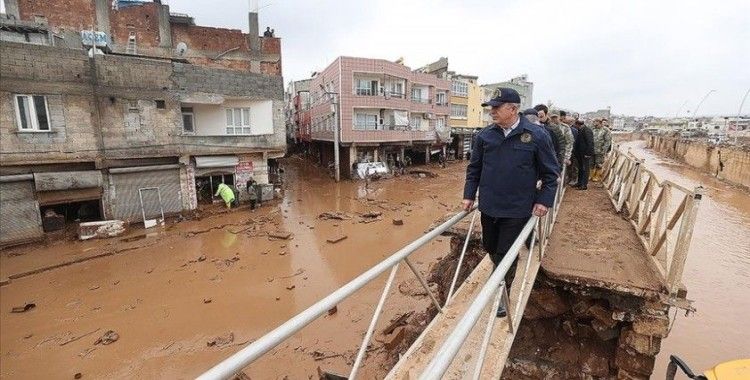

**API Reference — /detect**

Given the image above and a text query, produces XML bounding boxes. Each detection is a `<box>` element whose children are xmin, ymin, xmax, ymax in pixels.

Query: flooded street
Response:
<box><xmin>0</xmin><ymin>159</ymin><xmax>467</xmax><ymax>379</ymax></box>
<box><xmin>622</xmin><ymin>140</ymin><xmax>750</xmax><ymax>376</ymax></box>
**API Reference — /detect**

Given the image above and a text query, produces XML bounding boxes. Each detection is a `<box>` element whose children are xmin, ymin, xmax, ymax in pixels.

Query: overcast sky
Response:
<box><xmin>167</xmin><ymin>0</ymin><xmax>749</xmax><ymax>117</ymax></box>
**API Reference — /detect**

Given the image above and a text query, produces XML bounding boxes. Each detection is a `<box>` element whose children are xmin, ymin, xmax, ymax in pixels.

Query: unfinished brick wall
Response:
<box><xmin>261</xmin><ymin>37</ymin><xmax>280</xmax><ymax>55</ymax></box>
<box><xmin>171</xmin><ymin>24</ymin><xmax>249</xmax><ymax>54</ymax></box>
<box><xmin>260</xmin><ymin>61</ymin><xmax>281</xmax><ymax>76</ymax></box>
<box><xmin>17</xmin><ymin>0</ymin><xmax>96</xmax><ymax>31</ymax></box>
<box><xmin>108</xmin><ymin>2</ymin><xmax>162</xmax><ymax>48</ymax></box>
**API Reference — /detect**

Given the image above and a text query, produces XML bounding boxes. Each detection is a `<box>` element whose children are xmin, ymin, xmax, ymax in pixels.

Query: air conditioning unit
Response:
<box><xmin>379</xmin><ymin>86</ymin><xmax>385</xmax><ymax>94</ymax></box>
<box><xmin>425</xmin><ymin>112</ymin><xmax>435</xmax><ymax>120</ymax></box>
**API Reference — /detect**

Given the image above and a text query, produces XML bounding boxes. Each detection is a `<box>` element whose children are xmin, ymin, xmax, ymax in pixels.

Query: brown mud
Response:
<box><xmin>0</xmin><ymin>157</ymin><xmax>469</xmax><ymax>379</ymax></box>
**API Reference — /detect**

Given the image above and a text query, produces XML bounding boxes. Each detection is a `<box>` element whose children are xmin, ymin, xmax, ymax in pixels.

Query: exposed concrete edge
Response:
<box><xmin>540</xmin><ymin>267</ymin><xmax>663</xmax><ymax>300</ymax></box>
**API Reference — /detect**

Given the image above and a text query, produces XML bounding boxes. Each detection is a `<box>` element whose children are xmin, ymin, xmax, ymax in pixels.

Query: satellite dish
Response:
<box><xmin>175</xmin><ymin>42</ymin><xmax>188</xmax><ymax>57</ymax></box>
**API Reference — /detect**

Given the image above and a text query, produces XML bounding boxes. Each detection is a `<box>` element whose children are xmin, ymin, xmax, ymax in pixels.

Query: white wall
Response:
<box><xmin>184</xmin><ymin>100</ymin><xmax>274</xmax><ymax>136</ymax></box>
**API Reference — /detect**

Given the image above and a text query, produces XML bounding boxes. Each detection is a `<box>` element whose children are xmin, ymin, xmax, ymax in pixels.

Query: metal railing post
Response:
<box><xmin>445</xmin><ymin>210</ymin><xmax>478</xmax><ymax>306</ymax></box>
<box><xmin>404</xmin><ymin>257</ymin><xmax>443</xmax><ymax>314</ymax></box>
<box><xmin>349</xmin><ymin>263</ymin><xmax>400</xmax><ymax>379</ymax></box>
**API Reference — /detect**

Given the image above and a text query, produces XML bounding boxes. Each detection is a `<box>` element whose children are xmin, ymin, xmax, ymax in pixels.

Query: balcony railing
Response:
<box><xmin>411</xmin><ymin>97</ymin><xmax>431</xmax><ymax>104</ymax></box>
<box><xmin>353</xmin><ymin>123</ymin><xmax>421</xmax><ymax>131</ymax></box>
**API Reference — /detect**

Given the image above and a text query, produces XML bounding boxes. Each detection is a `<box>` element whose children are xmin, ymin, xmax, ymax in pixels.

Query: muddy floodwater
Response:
<box><xmin>622</xmin><ymin>140</ymin><xmax>750</xmax><ymax>376</ymax></box>
<box><xmin>0</xmin><ymin>159</ymin><xmax>467</xmax><ymax>379</ymax></box>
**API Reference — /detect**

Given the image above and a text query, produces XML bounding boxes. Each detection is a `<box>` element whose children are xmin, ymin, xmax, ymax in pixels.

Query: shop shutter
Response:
<box><xmin>110</xmin><ymin>169</ymin><xmax>182</xmax><ymax>222</ymax></box>
<box><xmin>0</xmin><ymin>181</ymin><xmax>43</xmax><ymax>246</ymax></box>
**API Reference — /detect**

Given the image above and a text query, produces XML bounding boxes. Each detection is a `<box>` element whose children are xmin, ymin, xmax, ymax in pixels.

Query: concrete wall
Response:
<box><xmin>0</xmin><ymin>41</ymin><xmax>286</xmax><ymax>166</ymax></box>
<box><xmin>648</xmin><ymin>135</ymin><xmax>750</xmax><ymax>189</ymax></box>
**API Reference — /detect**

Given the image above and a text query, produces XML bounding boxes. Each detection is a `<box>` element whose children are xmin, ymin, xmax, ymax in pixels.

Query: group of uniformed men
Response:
<box><xmin>461</xmin><ymin>87</ymin><xmax>612</xmax><ymax>317</ymax></box>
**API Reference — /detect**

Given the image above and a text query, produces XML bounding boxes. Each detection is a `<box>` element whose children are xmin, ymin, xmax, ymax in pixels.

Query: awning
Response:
<box><xmin>37</xmin><ymin>187</ymin><xmax>102</xmax><ymax>206</ymax></box>
<box><xmin>195</xmin><ymin>156</ymin><xmax>239</xmax><ymax>168</ymax></box>
<box><xmin>34</xmin><ymin>171</ymin><xmax>102</xmax><ymax>191</ymax></box>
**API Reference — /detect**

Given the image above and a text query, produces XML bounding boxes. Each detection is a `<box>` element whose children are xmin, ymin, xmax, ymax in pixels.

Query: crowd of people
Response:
<box><xmin>461</xmin><ymin>87</ymin><xmax>613</xmax><ymax>317</ymax></box>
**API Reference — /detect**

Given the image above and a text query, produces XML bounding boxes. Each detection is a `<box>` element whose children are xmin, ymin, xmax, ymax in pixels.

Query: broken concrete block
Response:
<box><xmin>392</xmin><ymin>218</ymin><xmax>404</xmax><ymax>226</ymax></box>
<box><xmin>384</xmin><ymin>326</ymin><xmax>406</xmax><ymax>350</ymax></box>
<box><xmin>632</xmin><ymin>314</ymin><xmax>670</xmax><ymax>338</ymax></box>
<box><xmin>589</xmin><ymin>304</ymin><xmax>618</xmax><ymax>329</ymax></box>
<box><xmin>615</xmin><ymin>347</ymin><xmax>655</xmax><ymax>376</ymax></box>
<box><xmin>616</xmin><ymin>369</ymin><xmax>650</xmax><ymax>380</ymax></box>
<box><xmin>620</xmin><ymin>328</ymin><xmax>662</xmax><ymax>356</ymax></box>
<box><xmin>268</xmin><ymin>231</ymin><xmax>292</xmax><ymax>240</ymax></box>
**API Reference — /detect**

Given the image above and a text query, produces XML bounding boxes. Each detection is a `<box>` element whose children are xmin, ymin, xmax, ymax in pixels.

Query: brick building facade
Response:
<box><xmin>0</xmin><ymin>1</ymin><xmax>285</xmax><ymax>246</ymax></box>
<box><xmin>300</xmin><ymin>57</ymin><xmax>450</xmax><ymax>179</ymax></box>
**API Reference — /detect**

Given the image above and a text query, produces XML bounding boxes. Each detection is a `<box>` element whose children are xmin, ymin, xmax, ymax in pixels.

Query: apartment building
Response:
<box><xmin>303</xmin><ymin>57</ymin><xmax>451</xmax><ymax>179</ymax></box>
<box><xmin>482</xmin><ymin>75</ymin><xmax>534</xmax><ymax>110</ymax></box>
<box><xmin>0</xmin><ymin>0</ymin><xmax>285</xmax><ymax>246</ymax></box>
<box><xmin>418</xmin><ymin>58</ymin><xmax>483</xmax><ymax>159</ymax></box>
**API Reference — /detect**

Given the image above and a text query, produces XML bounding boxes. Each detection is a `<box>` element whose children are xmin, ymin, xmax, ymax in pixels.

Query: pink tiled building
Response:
<box><xmin>306</xmin><ymin>57</ymin><xmax>451</xmax><ymax>178</ymax></box>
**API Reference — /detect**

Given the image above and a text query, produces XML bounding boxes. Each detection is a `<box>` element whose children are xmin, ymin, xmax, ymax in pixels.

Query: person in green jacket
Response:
<box><xmin>214</xmin><ymin>182</ymin><xmax>235</xmax><ymax>209</ymax></box>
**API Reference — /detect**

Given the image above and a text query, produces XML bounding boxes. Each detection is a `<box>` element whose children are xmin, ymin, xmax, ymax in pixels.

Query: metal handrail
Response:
<box><xmin>419</xmin><ymin>216</ymin><xmax>539</xmax><ymax>379</ymax></box>
<box><xmin>197</xmin><ymin>208</ymin><xmax>476</xmax><ymax>380</ymax></box>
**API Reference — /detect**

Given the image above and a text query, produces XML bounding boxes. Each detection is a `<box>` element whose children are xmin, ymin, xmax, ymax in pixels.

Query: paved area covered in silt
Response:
<box><xmin>542</xmin><ymin>184</ymin><xmax>663</xmax><ymax>296</ymax></box>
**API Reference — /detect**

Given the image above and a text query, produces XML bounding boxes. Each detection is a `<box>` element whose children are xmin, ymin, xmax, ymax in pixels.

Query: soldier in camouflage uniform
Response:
<box><xmin>591</xmin><ymin>118</ymin><xmax>612</xmax><ymax>182</ymax></box>
<box><xmin>548</xmin><ymin>112</ymin><xmax>574</xmax><ymax>171</ymax></box>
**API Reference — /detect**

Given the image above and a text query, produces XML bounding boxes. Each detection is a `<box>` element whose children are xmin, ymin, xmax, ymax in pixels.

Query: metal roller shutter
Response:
<box><xmin>0</xmin><ymin>181</ymin><xmax>43</xmax><ymax>246</ymax></box>
<box><xmin>110</xmin><ymin>169</ymin><xmax>182</xmax><ymax>222</ymax></box>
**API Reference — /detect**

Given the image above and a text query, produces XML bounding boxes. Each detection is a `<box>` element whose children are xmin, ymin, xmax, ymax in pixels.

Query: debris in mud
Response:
<box><xmin>279</xmin><ymin>251</ymin><xmax>288</xmax><ymax>256</ymax></box>
<box><xmin>318</xmin><ymin>212</ymin><xmax>351</xmax><ymax>220</ymax></box>
<box><xmin>383</xmin><ymin>326</ymin><xmax>407</xmax><ymax>350</ymax></box>
<box><xmin>207</xmin><ymin>332</ymin><xmax>234</xmax><ymax>348</ymax></box>
<box><xmin>203</xmin><ymin>298</ymin><xmax>212</xmax><ymax>304</ymax></box>
<box><xmin>94</xmin><ymin>330</ymin><xmax>119</xmax><ymax>345</ymax></box>
<box><xmin>74</xmin><ymin>372</ymin><xmax>83</xmax><ymax>379</ymax></box>
<box><xmin>317</xmin><ymin>367</ymin><xmax>348</xmax><ymax>379</ymax></box>
<box><xmin>327</xmin><ymin>306</ymin><xmax>338</xmax><ymax>315</ymax></box>
<box><xmin>268</xmin><ymin>231</ymin><xmax>293</xmax><ymax>240</ymax></box>
<box><xmin>60</xmin><ymin>328</ymin><xmax>100</xmax><ymax>346</ymax></box>
<box><xmin>197</xmin><ymin>255</ymin><xmax>207</xmax><ymax>262</ymax></box>
<box><xmin>275</xmin><ymin>297</ymin><xmax>281</xmax><ymax>301</ymax></box>
<box><xmin>79</xmin><ymin>220</ymin><xmax>125</xmax><ymax>240</ymax></box>
<box><xmin>11</xmin><ymin>302</ymin><xmax>36</xmax><ymax>313</ymax></box>
<box><xmin>392</xmin><ymin>218</ymin><xmax>404</xmax><ymax>226</ymax></box>
<box><xmin>286</xmin><ymin>285</ymin><xmax>296</xmax><ymax>290</ymax></box>
<box><xmin>231</xmin><ymin>372</ymin><xmax>251</xmax><ymax>380</ymax></box>
<box><xmin>361</xmin><ymin>211</ymin><xmax>382</xmax><ymax>218</ymax></box>
<box><xmin>326</xmin><ymin>234</ymin><xmax>348</xmax><ymax>244</ymax></box>
<box><xmin>312</xmin><ymin>351</ymin><xmax>345</xmax><ymax>361</ymax></box>
<box><xmin>382</xmin><ymin>311</ymin><xmax>414</xmax><ymax>335</ymax></box>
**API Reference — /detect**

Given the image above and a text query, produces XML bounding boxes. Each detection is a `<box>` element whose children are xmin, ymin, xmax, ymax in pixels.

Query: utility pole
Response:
<box><xmin>735</xmin><ymin>87</ymin><xmax>750</xmax><ymax>145</ymax></box>
<box><xmin>320</xmin><ymin>84</ymin><xmax>340</xmax><ymax>182</ymax></box>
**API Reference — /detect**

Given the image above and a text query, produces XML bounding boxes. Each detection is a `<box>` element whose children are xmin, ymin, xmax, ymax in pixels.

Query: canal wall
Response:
<box><xmin>646</xmin><ymin>135</ymin><xmax>750</xmax><ymax>188</ymax></box>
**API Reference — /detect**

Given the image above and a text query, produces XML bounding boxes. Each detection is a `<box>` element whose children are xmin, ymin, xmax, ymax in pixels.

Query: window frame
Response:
<box><xmin>451</xmin><ymin>104</ymin><xmax>468</xmax><ymax>118</ymax></box>
<box><xmin>452</xmin><ymin>81</ymin><xmax>468</xmax><ymax>97</ymax></box>
<box><xmin>14</xmin><ymin>94</ymin><xmax>52</xmax><ymax>132</ymax></box>
<box><xmin>225</xmin><ymin>107</ymin><xmax>252</xmax><ymax>135</ymax></box>
<box><xmin>436</xmin><ymin>92</ymin><xmax>447</xmax><ymax>105</ymax></box>
<box><xmin>181</xmin><ymin>107</ymin><xmax>195</xmax><ymax>133</ymax></box>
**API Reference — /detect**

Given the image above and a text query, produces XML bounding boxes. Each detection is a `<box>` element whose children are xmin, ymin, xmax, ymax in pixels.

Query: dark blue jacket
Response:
<box><xmin>463</xmin><ymin>117</ymin><xmax>560</xmax><ymax>218</ymax></box>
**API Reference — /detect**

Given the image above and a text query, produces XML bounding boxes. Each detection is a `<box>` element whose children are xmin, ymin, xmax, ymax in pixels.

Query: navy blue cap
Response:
<box><xmin>481</xmin><ymin>87</ymin><xmax>521</xmax><ymax>107</ymax></box>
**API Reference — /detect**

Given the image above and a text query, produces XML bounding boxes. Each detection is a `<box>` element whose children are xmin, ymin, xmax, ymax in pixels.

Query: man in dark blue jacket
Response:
<box><xmin>462</xmin><ymin>88</ymin><xmax>559</xmax><ymax>316</ymax></box>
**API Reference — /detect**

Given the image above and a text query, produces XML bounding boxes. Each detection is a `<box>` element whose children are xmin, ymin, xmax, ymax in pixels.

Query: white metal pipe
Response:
<box><xmin>197</xmin><ymin>208</ymin><xmax>475</xmax><ymax>380</ymax></box>
<box><xmin>471</xmin><ymin>284</ymin><xmax>502</xmax><ymax>380</ymax></box>
<box><xmin>419</xmin><ymin>216</ymin><xmax>538</xmax><ymax>380</ymax></box>
<box><xmin>445</xmin><ymin>210</ymin><xmax>478</xmax><ymax>306</ymax></box>
<box><xmin>349</xmin><ymin>263</ymin><xmax>400</xmax><ymax>380</ymax></box>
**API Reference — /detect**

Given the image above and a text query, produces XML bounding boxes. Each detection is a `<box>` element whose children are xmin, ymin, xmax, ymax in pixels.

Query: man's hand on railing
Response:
<box><xmin>532</xmin><ymin>203</ymin><xmax>548</xmax><ymax>217</ymax></box>
<box><xmin>462</xmin><ymin>199</ymin><xmax>474</xmax><ymax>211</ymax></box>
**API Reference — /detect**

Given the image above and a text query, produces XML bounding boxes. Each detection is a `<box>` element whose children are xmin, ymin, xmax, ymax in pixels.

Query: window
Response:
<box><xmin>225</xmin><ymin>107</ymin><xmax>251</xmax><ymax>135</ymax></box>
<box><xmin>354</xmin><ymin>113</ymin><xmax>378</xmax><ymax>130</ymax></box>
<box><xmin>411</xmin><ymin>87</ymin><xmax>423</xmax><ymax>101</ymax></box>
<box><xmin>436</xmin><ymin>117</ymin><xmax>445</xmax><ymax>130</ymax></box>
<box><xmin>181</xmin><ymin>107</ymin><xmax>195</xmax><ymax>133</ymax></box>
<box><xmin>15</xmin><ymin>95</ymin><xmax>50</xmax><ymax>131</ymax></box>
<box><xmin>389</xmin><ymin>81</ymin><xmax>404</xmax><ymax>98</ymax></box>
<box><xmin>155</xmin><ymin>99</ymin><xmax>166</xmax><ymax>109</ymax></box>
<box><xmin>355</xmin><ymin>79</ymin><xmax>378</xmax><ymax>96</ymax></box>
<box><xmin>410</xmin><ymin>115</ymin><xmax>423</xmax><ymax>130</ymax></box>
<box><xmin>452</xmin><ymin>81</ymin><xmax>468</xmax><ymax>97</ymax></box>
<box><xmin>436</xmin><ymin>92</ymin><xmax>447</xmax><ymax>105</ymax></box>
<box><xmin>451</xmin><ymin>104</ymin><xmax>468</xmax><ymax>118</ymax></box>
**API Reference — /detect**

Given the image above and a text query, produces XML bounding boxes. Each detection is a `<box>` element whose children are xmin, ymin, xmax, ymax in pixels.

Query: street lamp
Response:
<box><xmin>692</xmin><ymin>89</ymin><xmax>716</xmax><ymax>118</ymax></box>
<box><xmin>319</xmin><ymin>84</ymin><xmax>341</xmax><ymax>182</ymax></box>
<box><xmin>734</xmin><ymin>87</ymin><xmax>750</xmax><ymax>144</ymax></box>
